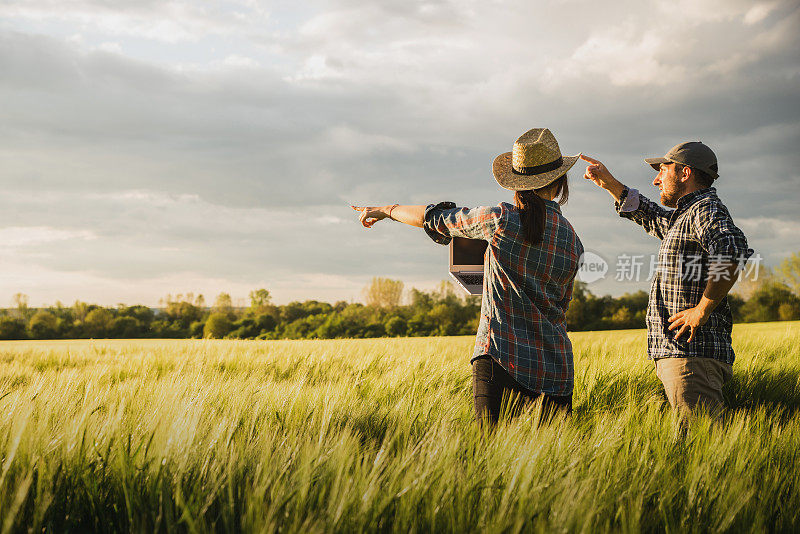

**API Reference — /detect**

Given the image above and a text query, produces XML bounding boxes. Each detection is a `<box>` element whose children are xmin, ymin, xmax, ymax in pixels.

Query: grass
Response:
<box><xmin>0</xmin><ymin>322</ymin><xmax>799</xmax><ymax>533</ymax></box>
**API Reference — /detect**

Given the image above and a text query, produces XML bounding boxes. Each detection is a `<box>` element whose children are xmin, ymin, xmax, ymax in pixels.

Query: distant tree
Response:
<box><xmin>463</xmin><ymin>313</ymin><xmax>481</xmax><ymax>334</ymax></box>
<box><xmin>84</xmin><ymin>308</ymin><xmax>114</xmax><ymax>338</ymax></box>
<box><xmin>776</xmin><ymin>252</ymin><xmax>800</xmax><ymax>296</ymax></box>
<box><xmin>612</xmin><ymin>291</ymin><xmax>648</xmax><ymax>329</ymax></box>
<box><xmin>118</xmin><ymin>305</ymin><xmax>155</xmax><ymax>326</ymax></box>
<box><xmin>110</xmin><ymin>316</ymin><xmax>143</xmax><ymax>338</ymax></box>
<box><xmin>0</xmin><ymin>317</ymin><xmax>26</xmax><ymax>340</ymax></box>
<box><xmin>151</xmin><ymin>319</ymin><xmax>185</xmax><ymax>338</ymax></box>
<box><xmin>385</xmin><ymin>316</ymin><xmax>407</xmax><ymax>337</ymax></box>
<box><xmin>13</xmin><ymin>293</ymin><xmax>29</xmax><ymax>319</ymax></box>
<box><xmin>428</xmin><ymin>303</ymin><xmax>459</xmax><ymax>336</ymax></box>
<box><xmin>46</xmin><ymin>302</ymin><xmax>75</xmax><ymax>337</ymax></box>
<box><xmin>28</xmin><ymin>310</ymin><xmax>58</xmax><ymax>339</ymax></box>
<box><xmin>315</xmin><ymin>314</ymin><xmax>343</xmax><ymax>339</ymax></box>
<box><xmin>363</xmin><ymin>277</ymin><xmax>404</xmax><ymax>309</ymax></box>
<box><xmin>162</xmin><ymin>295</ymin><xmax>203</xmax><ymax>329</ymax></box>
<box><xmin>617</xmin><ymin>291</ymin><xmax>649</xmax><ymax>313</ymax></box>
<box><xmin>72</xmin><ymin>301</ymin><xmax>91</xmax><ymax>324</ymax></box>
<box><xmin>204</xmin><ymin>313</ymin><xmax>232</xmax><ymax>338</ymax></box>
<box><xmin>733</xmin><ymin>264</ymin><xmax>774</xmax><ymax>300</ymax></box>
<box><xmin>228</xmin><ymin>315</ymin><xmax>274</xmax><ymax>339</ymax></box>
<box><xmin>609</xmin><ymin>307</ymin><xmax>635</xmax><ymax>329</ymax></box>
<box><xmin>213</xmin><ymin>293</ymin><xmax>234</xmax><ymax>316</ymax></box>
<box><xmin>249</xmin><ymin>289</ymin><xmax>272</xmax><ymax>311</ymax></box>
<box><xmin>281</xmin><ymin>302</ymin><xmax>308</xmax><ymax>323</ymax></box>
<box><xmin>464</xmin><ymin>294</ymin><xmax>481</xmax><ymax>307</ymax></box>
<box><xmin>315</xmin><ymin>304</ymin><xmax>373</xmax><ymax>338</ymax></box>
<box><xmin>255</xmin><ymin>313</ymin><xmax>277</xmax><ymax>333</ymax></box>
<box><xmin>778</xmin><ymin>302</ymin><xmax>800</xmax><ymax>321</ymax></box>
<box><xmin>170</xmin><ymin>302</ymin><xmax>203</xmax><ymax>326</ymax></box>
<box><xmin>303</xmin><ymin>301</ymin><xmax>333</xmax><ymax>317</ymax></box>
<box><xmin>566</xmin><ymin>281</ymin><xmax>596</xmax><ymax>331</ymax></box>
<box><xmin>189</xmin><ymin>320</ymin><xmax>205</xmax><ymax>338</ymax></box>
<box><xmin>432</xmin><ymin>280</ymin><xmax>459</xmax><ymax>303</ymax></box>
<box><xmin>740</xmin><ymin>282</ymin><xmax>800</xmax><ymax>323</ymax></box>
<box><xmin>408</xmin><ymin>288</ymin><xmax>434</xmax><ymax>312</ymax></box>
<box><xmin>361</xmin><ymin>323</ymin><xmax>386</xmax><ymax>338</ymax></box>
<box><xmin>728</xmin><ymin>294</ymin><xmax>746</xmax><ymax>321</ymax></box>
<box><xmin>282</xmin><ymin>314</ymin><xmax>327</xmax><ymax>339</ymax></box>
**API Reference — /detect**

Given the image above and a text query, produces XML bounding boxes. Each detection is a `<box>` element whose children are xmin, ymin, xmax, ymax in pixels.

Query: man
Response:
<box><xmin>580</xmin><ymin>141</ymin><xmax>753</xmax><ymax>415</ymax></box>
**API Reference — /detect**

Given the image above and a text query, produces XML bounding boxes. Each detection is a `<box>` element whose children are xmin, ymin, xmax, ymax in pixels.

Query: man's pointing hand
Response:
<box><xmin>580</xmin><ymin>154</ymin><xmax>626</xmax><ymax>201</ymax></box>
<box><xmin>580</xmin><ymin>154</ymin><xmax>614</xmax><ymax>188</ymax></box>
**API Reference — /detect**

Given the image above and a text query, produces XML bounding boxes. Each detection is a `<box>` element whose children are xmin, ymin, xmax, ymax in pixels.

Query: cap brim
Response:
<box><xmin>645</xmin><ymin>156</ymin><xmax>720</xmax><ymax>179</ymax></box>
<box><xmin>644</xmin><ymin>156</ymin><xmax>670</xmax><ymax>172</ymax></box>
<box><xmin>492</xmin><ymin>152</ymin><xmax>579</xmax><ymax>191</ymax></box>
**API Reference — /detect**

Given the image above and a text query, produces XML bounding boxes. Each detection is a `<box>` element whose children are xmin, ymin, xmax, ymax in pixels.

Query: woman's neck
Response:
<box><xmin>534</xmin><ymin>188</ymin><xmax>556</xmax><ymax>201</ymax></box>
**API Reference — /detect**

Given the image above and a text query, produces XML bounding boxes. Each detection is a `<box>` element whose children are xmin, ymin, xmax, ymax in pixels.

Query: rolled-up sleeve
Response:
<box><xmin>693</xmin><ymin>202</ymin><xmax>754</xmax><ymax>262</ymax></box>
<box><xmin>423</xmin><ymin>202</ymin><xmax>506</xmax><ymax>245</ymax></box>
<box><xmin>615</xmin><ymin>187</ymin><xmax>673</xmax><ymax>240</ymax></box>
<box><xmin>617</xmin><ymin>187</ymin><xmax>641</xmax><ymax>212</ymax></box>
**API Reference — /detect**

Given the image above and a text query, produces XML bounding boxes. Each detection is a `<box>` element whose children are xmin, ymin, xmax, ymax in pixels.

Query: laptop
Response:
<box><xmin>449</xmin><ymin>237</ymin><xmax>487</xmax><ymax>295</ymax></box>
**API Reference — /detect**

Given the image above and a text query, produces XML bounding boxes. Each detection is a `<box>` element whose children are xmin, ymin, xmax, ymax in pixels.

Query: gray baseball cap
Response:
<box><xmin>644</xmin><ymin>141</ymin><xmax>719</xmax><ymax>179</ymax></box>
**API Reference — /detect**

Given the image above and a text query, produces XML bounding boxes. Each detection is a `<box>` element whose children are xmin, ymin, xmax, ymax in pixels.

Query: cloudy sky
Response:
<box><xmin>1</xmin><ymin>0</ymin><xmax>798</xmax><ymax>307</ymax></box>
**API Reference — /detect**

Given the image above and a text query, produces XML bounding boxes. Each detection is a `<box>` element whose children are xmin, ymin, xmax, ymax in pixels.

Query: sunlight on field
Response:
<box><xmin>1</xmin><ymin>323</ymin><xmax>799</xmax><ymax>532</ymax></box>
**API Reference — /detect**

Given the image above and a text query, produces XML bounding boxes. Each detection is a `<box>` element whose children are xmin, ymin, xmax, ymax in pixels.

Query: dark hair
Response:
<box><xmin>676</xmin><ymin>163</ymin><xmax>716</xmax><ymax>188</ymax></box>
<box><xmin>514</xmin><ymin>174</ymin><xmax>569</xmax><ymax>245</ymax></box>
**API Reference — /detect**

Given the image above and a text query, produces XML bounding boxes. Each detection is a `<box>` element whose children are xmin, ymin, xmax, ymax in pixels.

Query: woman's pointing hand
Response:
<box><xmin>351</xmin><ymin>205</ymin><xmax>390</xmax><ymax>228</ymax></box>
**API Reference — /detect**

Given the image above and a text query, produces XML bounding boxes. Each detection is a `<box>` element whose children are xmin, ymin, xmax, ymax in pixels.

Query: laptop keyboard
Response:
<box><xmin>457</xmin><ymin>273</ymin><xmax>484</xmax><ymax>285</ymax></box>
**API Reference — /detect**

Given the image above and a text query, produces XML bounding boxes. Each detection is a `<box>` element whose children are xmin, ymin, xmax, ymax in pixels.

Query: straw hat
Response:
<box><xmin>492</xmin><ymin>128</ymin><xmax>579</xmax><ymax>191</ymax></box>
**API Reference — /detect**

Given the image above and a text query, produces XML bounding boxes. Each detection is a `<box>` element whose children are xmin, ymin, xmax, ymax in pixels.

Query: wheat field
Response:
<box><xmin>0</xmin><ymin>322</ymin><xmax>798</xmax><ymax>533</ymax></box>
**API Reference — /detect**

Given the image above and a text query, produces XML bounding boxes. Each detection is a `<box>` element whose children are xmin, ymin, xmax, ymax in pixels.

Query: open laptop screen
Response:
<box><xmin>452</xmin><ymin>237</ymin><xmax>488</xmax><ymax>267</ymax></box>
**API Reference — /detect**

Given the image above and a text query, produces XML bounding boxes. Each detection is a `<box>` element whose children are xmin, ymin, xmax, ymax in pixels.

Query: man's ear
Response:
<box><xmin>679</xmin><ymin>165</ymin><xmax>693</xmax><ymax>184</ymax></box>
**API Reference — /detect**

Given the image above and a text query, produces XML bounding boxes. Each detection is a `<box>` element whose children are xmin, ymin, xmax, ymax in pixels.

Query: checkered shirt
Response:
<box><xmin>424</xmin><ymin>201</ymin><xmax>583</xmax><ymax>396</ymax></box>
<box><xmin>616</xmin><ymin>187</ymin><xmax>753</xmax><ymax>363</ymax></box>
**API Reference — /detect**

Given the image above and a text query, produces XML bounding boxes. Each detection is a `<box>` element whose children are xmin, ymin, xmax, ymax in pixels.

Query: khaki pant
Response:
<box><xmin>654</xmin><ymin>357</ymin><xmax>732</xmax><ymax>415</ymax></box>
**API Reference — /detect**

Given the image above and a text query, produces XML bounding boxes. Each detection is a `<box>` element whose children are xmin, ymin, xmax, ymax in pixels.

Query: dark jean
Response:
<box><xmin>472</xmin><ymin>354</ymin><xmax>572</xmax><ymax>426</ymax></box>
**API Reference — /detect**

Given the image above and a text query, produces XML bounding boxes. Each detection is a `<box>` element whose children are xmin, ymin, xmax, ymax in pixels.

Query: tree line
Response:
<box><xmin>0</xmin><ymin>283</ymin><xmax>481</xmax><ymax>341</ymax></box>
<box><xmin>1</xmin><ymin>252</ymin><xmax>799</xmax><ymax>340</ymax></box>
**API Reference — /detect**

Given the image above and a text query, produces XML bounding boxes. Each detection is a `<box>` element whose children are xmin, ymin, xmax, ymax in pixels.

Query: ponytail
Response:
<box><xmin>514</xmin><ymin>174</ymin><xmax>569</xmax><ymax>245</ymax></box>
<box><xmin>515</xmin><ymin>189</ymin><xmax>546</xmax><ymax>245</ymax></box>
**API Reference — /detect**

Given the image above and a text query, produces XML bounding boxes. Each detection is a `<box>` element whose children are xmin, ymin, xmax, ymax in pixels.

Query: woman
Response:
<box><xmin>352</xmin><ymin>128</ymin><xmax>584</xmax><ymax>426</ymax></box>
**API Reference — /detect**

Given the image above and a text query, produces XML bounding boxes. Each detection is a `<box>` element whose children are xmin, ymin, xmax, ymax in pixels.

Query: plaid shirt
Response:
<box><xmin>424</xmin><ymin>201</ymin><xmax>583</xmax><ymax>396</ymax></box>
<box><xmin>616</xmin><ymin>187</ymin><xmax>753</xmax><ymax>363</ymax></box>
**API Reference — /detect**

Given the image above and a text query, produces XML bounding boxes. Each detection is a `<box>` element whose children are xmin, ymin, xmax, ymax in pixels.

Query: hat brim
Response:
<box><xmin>644</xmin><ymin>156</ymin><xmax>672</xmax><ymax>172</ymax></box>
<box><xmin>492</xmin><ymin>152</ymin><xmax>580</xmax><ymax>191</ymax></box>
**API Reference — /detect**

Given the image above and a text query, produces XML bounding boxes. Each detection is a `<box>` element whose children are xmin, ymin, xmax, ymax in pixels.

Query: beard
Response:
<box><xmin>659</xmin><ymin>181</ymin><xmax>685</xmax><ymax>207</ymax></box>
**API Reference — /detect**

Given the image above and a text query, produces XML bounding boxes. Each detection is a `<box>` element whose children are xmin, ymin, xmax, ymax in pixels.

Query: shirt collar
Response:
<box><xmin>503</xmin><ymin>200</ymin><xmax>561</xmax><ymax>212</ymax></box>
<box><xmin>676</xmin><ymin>187</ymin><xmax>715</xmax><ymax>210</ymax></box>
<box><xmin>543</xmin><ymin>199</ymin><xmax>562</xmax><ymax>212</ymax></box>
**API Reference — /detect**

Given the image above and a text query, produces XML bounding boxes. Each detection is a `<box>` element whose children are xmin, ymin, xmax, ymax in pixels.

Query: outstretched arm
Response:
<box><xmin>581</xmin><ymin>154</ymin><xmax>673</xmax><ymax>240</ymax></box>
<box><xmin>351</xmin><ymin>205</ymin><xmax>426</xmax><ymax>228</ymax></box>
<box><xmin>352</xmin><ymin>203</ymin><xmax>504</xmax><ymax>243</ymax></box>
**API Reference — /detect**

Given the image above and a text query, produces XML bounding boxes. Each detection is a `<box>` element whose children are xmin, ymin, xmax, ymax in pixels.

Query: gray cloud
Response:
<box><xmin>0</xmin><ymin>0</ymin><xmax>798</xmax><ymax>305</ymax></box>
